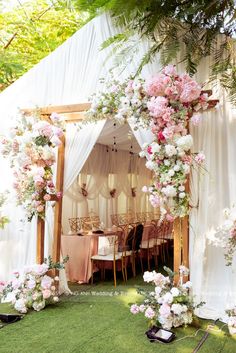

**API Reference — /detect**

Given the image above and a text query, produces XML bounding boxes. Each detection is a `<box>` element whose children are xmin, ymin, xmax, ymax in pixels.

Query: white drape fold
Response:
<box><xmin>63</xmin><ymin>120</ymin><xmax>106</xmax><ymax>192</ymax></box>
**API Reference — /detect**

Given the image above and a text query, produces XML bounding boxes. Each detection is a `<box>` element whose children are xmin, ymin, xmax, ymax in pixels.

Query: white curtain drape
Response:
<box><xmin>62</xmin><ymin>143</ymin><xmax>153</xmax><ymax>233</ymax></box>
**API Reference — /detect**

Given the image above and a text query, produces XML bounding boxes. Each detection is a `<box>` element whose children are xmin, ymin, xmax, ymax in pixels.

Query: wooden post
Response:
<box><xmin>173</xmin><ymin>217</ymin><xmax>182</xmax><ymax>283</ymax></box>
<box><xmin>52</xmin><ymin>135</ymin><xmax>65</xmax><ymax>266</ymax></box>
<box><xmin>37</xmin><ymin>217</ymin><xmax>45</xmax><ymax>264</ymax></box>
<box><xmin>182</xmin><ymin>215</ymin><xmax>189</xmax><ymax>268</ymax></box>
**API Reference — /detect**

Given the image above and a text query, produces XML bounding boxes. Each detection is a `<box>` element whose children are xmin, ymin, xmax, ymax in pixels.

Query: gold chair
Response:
<box><xmin>91</xmin><ymin>233</ymin><xmax>128</xmax><ymax>287</ymax></box>
<box><xmin>68</xmin><ymin>218</ymin><xmax>81</xmax><ymax>233</ymax></box>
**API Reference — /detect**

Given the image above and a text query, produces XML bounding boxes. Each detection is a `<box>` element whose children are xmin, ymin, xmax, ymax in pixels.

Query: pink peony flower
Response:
<box><xmin>27</xmin><ymin>278</ymin><xmax>36</xmax><ymax>289</ymax></box>
<box><xmin>191</xmin><ymin>114</ymin><xmax>202</xmax><ymax>126</ymax></box>
<box><xmin>130</xmin><ymin>304</ymin><xmax>140</xmax><ymax>315</ymax></box>
<box><xmin>159</xmin><ymin>303</ymin><xmax>171</xmax><ymax>318</ymax></box>
<box><xmin>195</xmin><ymin>152</ymin><xmax>205</xmax><ymax>164</ymax></box>
<box><xmin>43</xmin><ymin>194</ymin><xmax>51</xmax><ymax>201</ymax></box>
<box><xmin>41</xmin><ymin>275</ymin><xmax>53</xmax><ymax>289</ymax></box>
<box><xmin>42</xmin><ymin>289</ymin><xmax>52</xmax><ymax>299</ymax></box>
<box><xmin>36</xmin><ymin>205</ymin><xmax>44</xmax><ymax>213</ymax></box>
<box><xmin>163</xmin><ymin>65</ymin><xmax>177</xmax><ymax>76</ymax></box>
<box><xmin>147</xmin><ymin>96</ymin><xmax>168</xmax><ymax>118</ymax></box>
<box><xmin>145</xmin><ymin>307</ymin><xmax>155</xmax><ymax>319</ymax></box>
<box><xmin>145</xmin><ymin>74</ymin><xmax>168</xmax><ymax>96</ymax></box>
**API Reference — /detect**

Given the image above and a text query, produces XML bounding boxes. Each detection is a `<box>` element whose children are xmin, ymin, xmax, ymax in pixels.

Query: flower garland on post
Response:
<box><xmin>0</xmin><ymin>113</ymin><xmax>64</xmax><ymax>221</ymax></box>
<box><xmin>87</xmin><ymin>65</ymin><xmax>208</xmax><ymax>220</ymax></box>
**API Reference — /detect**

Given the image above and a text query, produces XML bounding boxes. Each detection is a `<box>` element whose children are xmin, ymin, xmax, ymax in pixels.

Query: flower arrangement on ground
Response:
<box><xmin>86</xmin><ymin>65</ymin><xmax>208</xmax><ymax>220</ymax></box>
<box><xmin>207</xmin><ymin>207</ymin><xmax>236</xmax><ymax>266</ymax></box>
<box><xmin>226</xmin><ymin>307</ymin><xmax>236</xmax><ymax>335</ymax></box>
<box><xmin>0</xmin><ymin>112</ymin><xmax>64</xmax><ymax>221</ymax></box>
<box><xmin>130</xmin><ymin>266</ymin><xmax>203</xmax><ymax>330</ymax></box>
<box><xmin>0</xmin><ymin>256</ymin><xmax>68</xmax><ymax>313</ymax></box>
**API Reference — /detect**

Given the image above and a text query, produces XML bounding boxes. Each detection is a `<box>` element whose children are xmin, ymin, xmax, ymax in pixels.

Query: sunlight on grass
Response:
<box><xmin>116</xmin><ymin>288</ymin><xmax>143</xmax><ymax>306</ymax></box>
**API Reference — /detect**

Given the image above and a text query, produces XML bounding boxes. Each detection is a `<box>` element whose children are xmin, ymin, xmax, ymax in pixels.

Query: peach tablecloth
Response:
<box><xmin>62</xmin><ymin>234</ymin><xmax>99</xmax><ymax>283</ymax></box>
<box><xmin>61</xmin><ymin>226</ymin><xmax>156</xmax><ymax>283</ymax></box>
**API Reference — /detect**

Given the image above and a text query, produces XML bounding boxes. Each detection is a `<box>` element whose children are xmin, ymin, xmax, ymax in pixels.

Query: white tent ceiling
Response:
<box><xmin>96</xmin><ymin>119</ymin><xmax>141</xmax><ymax>153</ymax></box>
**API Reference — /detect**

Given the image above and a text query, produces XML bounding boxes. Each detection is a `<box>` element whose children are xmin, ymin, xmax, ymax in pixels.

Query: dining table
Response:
<box><xmin>61</xmin><ymin>223</ymin><xmax>163</xmax><ymax>284</ymax></box>
<box><xmin>61</xmin><ymin>230</ymin><xmax>117</xmax><ymax>283</ymax></box>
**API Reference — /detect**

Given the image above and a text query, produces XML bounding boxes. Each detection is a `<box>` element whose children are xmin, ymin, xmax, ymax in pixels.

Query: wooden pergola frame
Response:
<box><xmin>23</xmin><ymin>92</ymin><xmax>218</xmax><ymax>278</ymax></box>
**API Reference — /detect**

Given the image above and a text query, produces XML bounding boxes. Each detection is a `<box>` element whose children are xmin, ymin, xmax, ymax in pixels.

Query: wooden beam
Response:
<box><xmin>22</xmin><ymin>103</ymin><xmax>91</xmax><ymax>116</ymax></box>
<box><xmin>52</xmin><ymin>134</ymin><xmax>65</xmax><ymax>268</ymax></box>
<box><xmin>37</xmin><ymin>218</ymin><xmax>45</xmax><ymax>264</ymax></box>
<box><xmin>173</xmin><ymin>217</ymin><xmax>182</xmax><ymax>284</ymax></box>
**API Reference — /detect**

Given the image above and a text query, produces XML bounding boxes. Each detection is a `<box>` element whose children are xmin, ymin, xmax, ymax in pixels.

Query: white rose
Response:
<box><xmin>165</xmin><ymin>145</ymin><xmax>177</xmax><ymax>157</ymax></box>
<box><xmin>168</xmin><ymin>169</ymin><xmax>175</xmax><ymax>177</ymax></box>
<box><xmin>120</xmin><ymin>97</ymin><xmax>130</xmax><ymax>107</ymax></box>
<box><xmin>139</xmin><ymin>151</ymin><xmax>146</xmax><ymax>158</ymax></box>
<box><xmin>14</xmin><ymin>299</ymin><xmax>27</xmax><ymax>313</ymax></box>
<box><xmin>178</xmin><ymin>185</ymin><xmax>185</xmax><ymax>192</ymax></box>
<box><xmin>174</xmin><ymin>165</ymin><xmax>180</xmax><ymax>172</ymax></box>
<box><xmin>179</xmin><ymin>192</ymin><xmax>186</xmax><ymax>199</ymax></box>
<box><xmin>164</xmin><ymin>159</ymin><xmax>171</xmax><ymax>166</ymax></box>
<box><xmin>162</xmin><ymin>292</ymin><xmax>173</xmax><ymax>304</ymax></box>
<box><xmin>171</xmin><ymin>303</ymin><xmax>183</xmax><ymax>315</ymax></box>
<box><xmin>145</xmin><ymin>160</ymin><xmax>155</xmax><ymax>170</ymax></box>
<box><xmin>151</xmin><ymin>142</ymin><xmax>161</xmax><ymax>153</ymax></box>
<box><xmin>183</xmin><ymin>164</ymin><xmax>190</xmax><ymax>174</ymax></box>
<box><xmin>33</xmin><ymin>300</ymin><xmax>45</xmax><ymax>312</ymax></box>
<box><xmin>170</xmin><ymin>287</ymin><xmax>180</xmax><ymax>297</ymax></box>
<box><xmin>163</xmin><ymin>185</ymin><xmax>177</xmax><ymax>198</ymax></box>
<box><xmin>176</xmin><ymin>135</ymin><xmax>193</xmax><ymax>151</ymax></box>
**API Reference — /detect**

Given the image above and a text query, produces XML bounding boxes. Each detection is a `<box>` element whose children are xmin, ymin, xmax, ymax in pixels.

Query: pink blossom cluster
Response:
<box><xmin>130</xmin><ymin>267</ymin><xmax>195</xmax><ymax>330</ymax></box>
<box><xmin>0</xmin><ymin>113</ymin><xmax>64</xmax><ymax>221</ymax></box>
<box><xmin>0</xmin><ymin>264</ymin><xmax>59</xmax><ymax>313</ymax></box>
<box><xmin>139</xmin><ymin>66</ymin><xmax>208</xmax><ymax>219</ymax></box>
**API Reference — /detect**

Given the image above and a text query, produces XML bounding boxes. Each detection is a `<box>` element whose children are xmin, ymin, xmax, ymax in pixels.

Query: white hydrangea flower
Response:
<box><xmin>173</xmin><ymin>165</ymin><xmax>180</xmax><ymax>172</ymax></box>
<box><xmin>150</xmin><ymin>142</ymin><xmax>161</xmax><ymax>153</ymax></box>
<box><xmin>176</xmin><ymin>135</ymin><xmax>193</xmax><ymax>151</ymax></box>
<box><xmin>164</xmin><ymin>159</ymin><xmax>171</xmax><ymax>166</ymax></box>
<box><xmin>168</xmin><ymin>169</ymin><xmax>175</xmax><ymax>177</ymax></box>
<box><xmin>162</xmin><ymin>292</ymin><xmax>173</xmax><ymax>304</ymax></box>
<box><xmin>162</xmin><ymin>185</ymin><xmax>177</xmax><ymax>198</ymax></box>
<box><xmin>170</xmin><ymin>287</ymin><xmax>180</xmax><ymax>297</ymax></box>
<box><xmin>171</xmin><ymin>303</ymin><xmax>183</xmax><ymax>315</ymax></box>
<box><xmin>165</xmin><ymin>144</ymin><xmax>177</xmax><ymax>157</ymax></box>
<box><xmin>179</xmin><ymin>192</ymin><xmax>186</xmax><ymax>199</ymax></box>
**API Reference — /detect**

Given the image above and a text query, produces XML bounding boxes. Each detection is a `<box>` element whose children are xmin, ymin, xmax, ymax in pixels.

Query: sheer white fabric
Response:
<box><xmin>62</xmin><ymin>143</ymin><xmax>153</xmax><ymax>233</ymax></box>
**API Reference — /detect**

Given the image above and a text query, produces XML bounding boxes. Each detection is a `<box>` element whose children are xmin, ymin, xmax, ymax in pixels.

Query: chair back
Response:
<box><xmin>68</xmin><ymin>218</ymin><xmax>81</xmax><ymax>233</ymax></box>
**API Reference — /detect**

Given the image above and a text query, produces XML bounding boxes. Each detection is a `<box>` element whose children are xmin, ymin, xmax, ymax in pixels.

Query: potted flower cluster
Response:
<box><xmin>0</xmin><ymin>256</ymin><xmax>68</xmax><ymax>313</ymax></box>
<box><xmin>130</xmin><ymin>266</ymin><xmax>202</xmax><ymax>330</ymax></box>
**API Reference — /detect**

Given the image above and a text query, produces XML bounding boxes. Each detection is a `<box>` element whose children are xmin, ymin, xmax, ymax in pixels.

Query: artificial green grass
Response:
<box><xmin>0</xmin><ymin>275</ymin><xmax>236</xmax><ymax>353</ymax></box>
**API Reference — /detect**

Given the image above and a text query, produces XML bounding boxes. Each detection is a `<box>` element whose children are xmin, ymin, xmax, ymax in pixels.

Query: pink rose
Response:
<box><xmin>145</xmin><ymin>307</ymin><xmax>155</xmax><ymax>319</ymax></box>
<box><xmin>130</xmin><ymin>304</ymin><xmax>140</xmax><ymax>315</ymax></box>
<box><xmin>41</xmin><ymin>275</ymin><xmax>53</xmax><ymax>289</ymax></box>
<box><xmin>36</xmin><ymin>205</ymin><xmax>44</xmax><ymax>213</ymax></box>
<box><xmin>195</xmin><ymin>152</ymin><xmax>205</xmax><ymax>164</ymax></box>
<box><xmin>42</xmin><ymin>289</ymin><xmax>52</xmax><ymax>299</ymax></box>
<box><xmin>159</xmin><ymin>303</ymin><xmax>171</xmax><ymax>318</ymax></box>
<box><xmin>43</xmin><ymin>194</ymin><xmax>51</xmax><ymax>201</ymax></box>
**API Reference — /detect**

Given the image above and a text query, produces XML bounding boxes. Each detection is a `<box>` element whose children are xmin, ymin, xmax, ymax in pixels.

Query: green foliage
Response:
<box><xmin>76</xmin><ymin>0</ymin><xmax>236</xmax><ymax>104</ymax></box>
<box><xmin>0</xmin><ymin>0</ymin><xmax>86</xmax><ymax>90</ymax></box>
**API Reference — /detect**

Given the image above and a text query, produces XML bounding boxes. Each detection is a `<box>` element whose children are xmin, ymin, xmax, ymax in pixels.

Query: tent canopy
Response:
<box><xmin>0</xmin><ymin>12</ymin><xmax>235</xmax><ymax>321</ymax></box>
